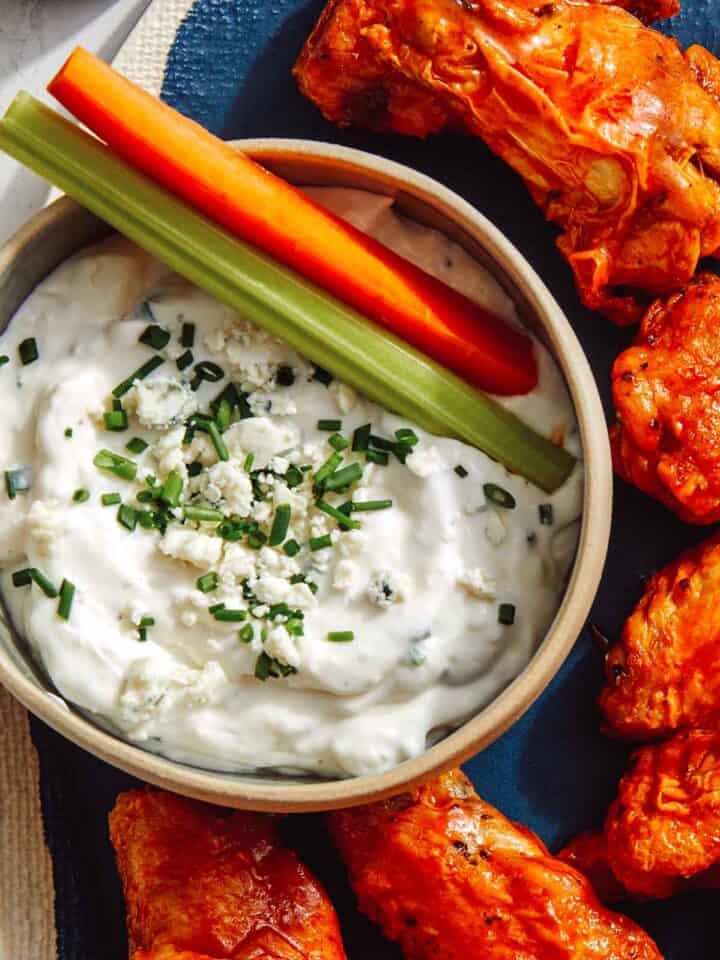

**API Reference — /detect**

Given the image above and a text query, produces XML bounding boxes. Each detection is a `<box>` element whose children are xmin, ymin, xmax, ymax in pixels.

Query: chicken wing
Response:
<box><xmin>295</xmin><ymin>0</ymin><xmax>720</xmax><ymax>324</ymax></box>
<box><xmin>109</xmin><ymin>790</ymin><xmax>347</xmax><ymax>960</ymax></box>
<box><xmin>560</xmin><ymin>730</ymin><xmax>720</xmax><ymax>900</ymax></box>
<box><xmin>611</xmin><ymin>273</ymin><xmax>720</xmax><ymax>524</ymax></box>
<box><xmin>327</xmin><ymin>768</ymin><xmax>662</xmax><ymax>959</ymax></box>
<box><xmin>600</xmin><ymin>530</ymin><xmax>720</xmax><ymax>740</ymax></box>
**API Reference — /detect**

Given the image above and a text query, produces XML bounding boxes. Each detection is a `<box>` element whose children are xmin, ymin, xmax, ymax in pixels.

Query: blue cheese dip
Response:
<box><xmin>0</xmin><ymin>189</ymin><xmax>582</xmax><ymax>777</ymax></box>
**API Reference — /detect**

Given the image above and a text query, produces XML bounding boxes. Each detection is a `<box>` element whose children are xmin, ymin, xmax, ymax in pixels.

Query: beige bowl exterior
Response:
<box><xmin>0</xmin><ymin>139</ymin><xmax>611</xmax><ymax>811</ymax></box>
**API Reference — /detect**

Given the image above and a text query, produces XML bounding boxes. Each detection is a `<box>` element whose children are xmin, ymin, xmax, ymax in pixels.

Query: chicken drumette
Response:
<box><xmin>109</xmin><ymin>790</ymin><xmax>347</xmax><ymax>960</ymax></box>
<box><xmin>295</xmin><ymin>0</ymin><xmax>720</xmax><ymax>324</ymax></box>
<box><xmin>560</xmin><ymin>729</ymin><xmax>720</xmax><ymax>900</ymax></box>
<box><xmin>327</xmin><ymin>768</ymin><xmax>662</xmax><ymax>959</ymax></box>
<box><xmin>611</xmin><ymin>273</ymin><xmax>720</xmax><ymax>524</ymax></box>
<box><xmin>600</xmin><ymin>530</ymin><xmax>720</xmax><ymax>740</ymax></box>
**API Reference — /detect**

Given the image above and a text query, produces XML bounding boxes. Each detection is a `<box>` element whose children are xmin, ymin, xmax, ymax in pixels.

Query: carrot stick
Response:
<box><xmin>48</xmin><ymin>47</ymin><xmax>537</xmax><ymax>396</ymax></box>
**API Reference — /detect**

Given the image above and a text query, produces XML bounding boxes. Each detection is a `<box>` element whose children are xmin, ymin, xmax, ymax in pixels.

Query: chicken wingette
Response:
<box><xmin>560</xmin><ymin>730</ymin><xmax>720</xmax><ymax>900</ymax></box>
<box><xmin>600</xmin><ymin>530</ymin><xmax>720</xmax><ymax>740</ymax></box>
<box><xmin>295</xmin><ymin>0</ymin><xmax>720</xmax><ymax>324</ymax></box>
<box><xmin>327</xmin><ymin>769</ymin><xmax>663</xmax><ymax>959</ymax></box>
<box><xmin>612</xmin><ymin>273</ymin><xmax>720</xmax><ymax>524</ymax></box>
<box><xmin>109</xmin><ymin>790</ymin><xmax>347</xmax><ymax>960</ymax></box>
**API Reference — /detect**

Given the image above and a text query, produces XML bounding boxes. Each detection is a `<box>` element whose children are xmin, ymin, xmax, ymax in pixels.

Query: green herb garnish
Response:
<box><xmin>126</xmin><ymin>437</ymin><xmax>149</xmax><ymax>454</ymax></box>
<box><xmin>101</xmin><ymin>492</ymin><xmax>121</xmax><ymax>506</ymax></box>
<box><xmin>268</xmin><ymin>504</ymin><xmax>292</xmax><ymax>546</ymax></box>
<box><xmin>176</xmin><ymin>349</ymin><xmax>194</xmax><ymax>371</ymax></box>
<box><xmin>213</xmin><ymin>608</ymin><xmax>248</xmax><ymax>622</ymax></box>
<box><xmin>72</xmin><ymin>488</ymin><xmax>89</xmax><ymax>504</ymax></box>
<box><xmin>365</xmin><ymin>449</ymin><xmax>389</xmax><ymax>466</ymax></box>
<box><xmin>309</xmin><ymin>534</ymin><xmax>332</xmax><ymax>551</ymax></box>
<box><xmin>160</xmin><ymin>469</ymin><xmax>183</xmax><ymax>507</ymax></box>
<box><xmin>539</xmin><ymin>503</ymin><xmax>554</xmax><ymax>525</ymax></box>
<box><xmin>18</xmin><ymin>337</ymin><xmax>38</xmax><ymax>365</ymax></box>
<box><xmin>112</xmin><ymin>354</ymin><xmax>164</xmax><ymax>398</ymax></box>
<box><xmin>139</xmin><ymin>324</ymin><xmax>170</xmax><ymax>350</ymax></box>
<box><xmin>454</xmin><ymin>465</ymin><xmax>468</xmax><ymax>478</ymax></box>
<box><xmin>104</xmin><ymin>408</ymin><xmax>128</xmax><ymax>431</ymax></box>
<box><xmin>498</xmin><ymin>603</ymin><xmax>516</xmax><ymax>625</ymax></box>
<box><xmin>93</xmin><ymin>449</ymin><xmax>137</xmax><ymax>482</ymax></box>
<box><xmin>317</xmin><ymin>499</ymin><xmax>361</xmax><ymax>530</ymax></box>
<box><xmin>181</xmin><ymin>322</ymin><xmax>195</xmax><ymax>348</ymax></box>
<box><xmin>196</xmin><ymin>571</ymin><xmax>218</xmax><ymax>593</ymax></box>
<box><xmin>283</xmin><ymin>539</ymin><xmax>301</xmax><ymax>557</ymax></box>
<box><xmin>57</xmin><ymin>579</ymin><xmax>75</xmax><ymax>620</ymax></box>
<box><xmin>322</xmin><ymin>462</ymin><xmax>363</xmax><ymax>492</ymax></box>
<box><xmin>327</xmin><ymin>630</ymin><xmax>354</xmax><ymax>643</ymax></box>
<box><xmin>117</xmin><ymin>504</ymin><xmax>138</xmax><ymax>531</ymax></box>
<box><xmin>318</xmin><ymin>418</ymin><xmax>341</xmax><ymax>431</ymax></box>
<box><xmin>30</xmin><ymin>567</ymin><xmax>58</xmax><ymax>598</ymax></box>
<box><xmin>483</xmin><ymin>483</ymin><xmax>516</xmax><ymax>510</ymax></box>
<box><xmin>183</xmin><ymin>505</ymin><xmax>224</xmax><ymax>522</ymax></box>
<box><xmin>351</xmin><ymin>499</ymin><xmax>392</xmax><ymax>512</ymax></box>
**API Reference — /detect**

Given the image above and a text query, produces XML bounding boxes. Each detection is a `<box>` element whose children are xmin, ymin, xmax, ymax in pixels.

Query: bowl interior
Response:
<box><xmin>0</xmin><ymin>140</ymin><xmax>611</xmax><ymax>810</ymax></box>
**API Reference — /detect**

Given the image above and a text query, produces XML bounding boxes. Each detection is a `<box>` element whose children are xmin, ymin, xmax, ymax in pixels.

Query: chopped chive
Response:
<box><xmin>239</xmin><ymin>623</ymin><xmax>254</xmax><ymax>643</ymax></box>
<box><xmin>104</xmin><ymin>408</ymin><xmax>128</xmax><ymax>431</ymax></box>
<box><xmin>365</xmin><ymin>449</ymin><xmax>389</xmax><ymax>465</ymax></box>
<box><xmin>314</xmin><ymin>451</ymin><xmax>343</xmax><ymax>488</ymax></box>
<box><xmin>283</xmin><ymin>539</ymin><xmax>301</xmax><ymax>557</ymax></box>
<box><xmin>498</xmin><ymin>603</ymin><xmax>516</xmax><ymax>625</ymax></box>
<box><xmin>395</xmin><ymin>428</ymin><xmax>419</xmax><ymax>446</ymax></box>
<box><xmin>136</xmin><ymin>489</ymin><xmax>155</xmax><ymax>503</ymax></box>
<box><xmin>286</xmin><ymin>617</ymin><xmax>304</xmax><ymax>636</ymax></box>
<box><xmin>369</xmin><ymin>434</ymin><xmax>394</xmax><ymax>451</ymax></box>
<box><xmin>196</xmin><ymin>571</ymin><xmax>218</xmax><ymax>593</ymax></box>
<box><xmin>72</xmin><ymin>488</ymin><xmax>89</xmax><ymax>504</ymax></box>
<box><xmin>192</xmin><ymin>418</ymin><xmax>229</xmax><ymax>461</ymax></box>
<box><xmin>327</xmin><ymin>630</ymin><xmax>354</xmax><ymax>643</ymax></box>
<box><xmin>217</xmin><ymin>518</ymin><xmax>255</xmax><ymax>541</ymax></box>
<box><xmin>145</xmin><ymin>475</ymin><xmax>157</xmax><ymax>487</ymax></box>
<box><xmin>187</xmin><ymin>460</ymin><xmax>203</xmax><ymax>478</ymax></box>
<box><xmin>137</xmin><ymin>628</ymin><xmax>149</xmax><ymax>642</ymax></box>
<box><xmin>64</xmin><ymin>427</ymin><xmax>73</xmax><ymax>438</ymax></box>
<box><xmin>126</xmin><ymin>437</ymin><xmax>149</xmax><ymax>454</ymax></box>
<box><xmin>247</xmin><ymin>530</ymin><xmax>267</xmax><ymax>549</ymax></box>
<box><xmin>285</xmin><ymin>464</ymin><xmax>303</xmax><ymax>488</ymax></box>
<box><xmin>176</xmin><ymin>349</ymin><xmax>194</xmax><ymax>371</ymax></box>
<box><xmin>139</xmin><ymin>615</ymin><xmax>155</xmax><ymax>627</ymax></box>
<box><xmin>160</xmin><ymin>469</ymin><xmax>183</xmax><ymax>507</ymax></box>
<box><xmin>0</xmin><ymin>355</ymin><xmax>9</xmax><ymax>367</ymax></box>
<box><xmin>18</xmin><ymin>337</ymin><xmax>38</xmax><ymax>365</ymax></box>
<box><xmin>138</xmin><ymin>324</ymin><xmax>170</xmax><ymax>350</ymax></box>
<box><xmin>352</xmin><ymin>423</ymin><xmax>372</xmax><ymax>451</ymax></box>
<box><xmin>213</xmin><ymin>608</ymin><xmax>248</xmax><ymax>622</ymax></box>
<box><xmin>484</xmin><ymin>483</ymin><xmax>516</xmax><ymax>510</ymax></box>
<box><xmin>215</xmin><ymin>397</ymin><xmax>232</xmax><ymax>432</ymax></box>
<box><xmin>181</xmin><ymin>322</ymin><xmax>195</xmax><ymax>348</ymax></box>
<box><xmin>323</xmin><ymin>462</ymin><xmax>363</xmax><ymax>492</ymax></box>
<box><xmin>208</xmin><ymin>602</ymin><xmax>225</xmax><ymax>614</ymax></box>
<box><xmin>351</xmin><ymin>499</ymin><xmax>393</xmax><ymax>512</ymax></box>
<box><xmin>254</xmin><ymin>651</ymin><xmax>273</xmax><ymax>680</ymax></box>
<box><xmin>184</xmin><ymin>505</ymin><xmax>224</xmax><ymax>522</ymax></box>
<box><xmin>268</xmin><ymin>504</ymin><xmax>291</xmax><ymax>546</ymax></box>
<box><xmin>309</xmin><ymin>533</ymin><xmax>333</xmax><ymax>551</ymax></box>
<box><xmin>539</xmin><ymin>503</ymin><xmax>554</xmax><ymax>525</ymax></box>
<box><xmin>5</xmin><ymin>469</ymin><xmax>30</xmax><ymax>500</ymax></box>
<box><xmin>312</xmin><ymin>365</ymin><xmax>332</xmax><ymax>386</ymax></box>
<box><xmin>317</xmin><ymin>499</ymin><xmax>361</xmax><ymax>530</ymax></box>
<box><xmin>93</xmin><ymin>449</ymin><xmax>137</xmax><ymax>482</ymax></box>
<box><xmin>137</xmin><ymin>510</ymin><xmax>155</xmax><ymax>528</ymax></box>
<box><xmin>112</xmin><ymin>355</ymin><xmax>164</xmax><ymax>398</ymax></box>
<box><xmin>56</xmin><ymin>579</ymin><xmax>76</xmax><ymax>620</ymax></box>
<box><xmin>290</xmin><ymin>573</ymin><xmax>318</xmax><ymax>594</ymax></box>
<box><xmin>337</xmin><ymin>501</ymin><xmax>353</xmax><ymax>516</ymax></box>
<box><xmin>11</xmin><ymin>568</ymin><xmax>33</xmax><ymax>587</ymax></box>
<box><xmin>243</xmin><ymin>452</ymin><xmax>255</xmax><ymax>472</ymax></box>
<box><xmin>275</xmin><ymin>364</ymin><xmax>295</xmax><ymax>386</ymax></box>
<box><xmin>318</xmin><ymin>419</ymin><xmax>341</xmax><ymax>431</ymax></box>
<box><xmin>30</xmin><ymin>568</ymin><xmax>58</xmax><ymax>598</ymax></box>
<box><xmin>183</xmin><ymin>422</ymin><xmax>196</xmax><ymax>445</ymax></box>
<box><xmin>192</xmin><ymin>360</ymin><xmax>225</xmax><ymax>385</ymax></box>
<box><xmin>328</xmin><ymin>433</ymin><xmax>349</xmax><ymax>451</ymax></box>
<box><xmin>454</xmin><ymin>465</ymin><xmax>469</xmax><ymax>478</ymax></box>
<box><xmin>101</xmin><ymin>492</ymin><xmax>121</xmax><ymax>506</ymax></box>
<box><xmin>117</xmin><ymin>504</ymin><xmax>138</xmax><ymax>531</ymax></box>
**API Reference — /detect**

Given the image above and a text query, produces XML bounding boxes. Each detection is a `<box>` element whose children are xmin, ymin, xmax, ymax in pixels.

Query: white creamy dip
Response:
<box><xmin>0</xmin><ymin>189</ymin><xmax>582</xmax><ymax>777</ymax></box>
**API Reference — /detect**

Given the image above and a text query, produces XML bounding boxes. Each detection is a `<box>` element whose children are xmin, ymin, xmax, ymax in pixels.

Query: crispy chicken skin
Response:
<box><xmin>109</xmin><ymin>790</ymin><xmax>347</xmax><ymax>960</ymax></box>
<box><xmin>611</xmin><ymin>274</ymin><xmax>720</xmax><ymax>524</ymax></box>
<box><xmin>327</xmin><ymin>769</ymin><xmax>662</xmax><ymax>959</ymax></box>
<box><xmin>600</xmin><ymin>530</ymin><xmax>720</xmax><ymax>740</ymax></box>
<box><xmin>560</xmin><ymin>730</ymin><xmax>720</xmax><ymax>900</ymax></box>
<box><xmin>294</xmin><ymin>0</ymin><xmax>720</xmax><ymax>324</ymax></box>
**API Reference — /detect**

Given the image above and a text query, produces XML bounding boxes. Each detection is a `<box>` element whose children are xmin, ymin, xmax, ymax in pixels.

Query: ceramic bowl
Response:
<box><xmin>0</xmin><ymin>139</ymin><xmax>612</xmax><ymax>811</ymax></box>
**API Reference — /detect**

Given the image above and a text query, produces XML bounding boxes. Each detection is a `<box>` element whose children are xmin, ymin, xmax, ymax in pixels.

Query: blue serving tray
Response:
<box><xmin>35</xmin><ymin>2</ymin><xmax>720</xmax><ymax>956</ymax></box>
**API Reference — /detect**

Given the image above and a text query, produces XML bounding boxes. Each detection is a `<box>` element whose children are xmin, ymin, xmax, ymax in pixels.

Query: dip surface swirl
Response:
<box><xmin>0</xmin><ymin>189</ymin><xmax>582</xmax><ymax>777</ymax></box>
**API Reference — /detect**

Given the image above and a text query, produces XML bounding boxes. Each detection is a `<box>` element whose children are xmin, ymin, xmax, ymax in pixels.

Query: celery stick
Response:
<box><xmin>0</xmin><ymin>93</ymin><xmax>575</xmax><ymax>491</ymax></box>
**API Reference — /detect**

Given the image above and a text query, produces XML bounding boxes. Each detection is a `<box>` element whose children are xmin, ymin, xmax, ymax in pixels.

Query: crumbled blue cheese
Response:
<box><xmin>128</xmin><ymin>377</ymin><xmax>197</xmax><ymax>429</ymax></box>
<box><xmin>158</xmin><ymin>528</ymin><xmax>222</xmax><ymax>568</ymax></box>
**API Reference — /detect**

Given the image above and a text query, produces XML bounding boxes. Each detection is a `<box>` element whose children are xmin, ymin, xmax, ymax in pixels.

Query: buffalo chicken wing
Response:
<box><xmin>600</xmin><ymin>530</ymin><xmax>720</xmax><ymax>739</ymax></box>
<box><xmin>295</xmin><ymin>0</ymin><xmax>720</xmax><ymax>324</ymax></box>
<box><xmin>611</xmin><ymin>273</ymin><xmax>720</xmax><ymax>524</ymax></box>
<box><xmin>327</xmin><ymin>768</ymin><xmax>662</xmax><ymax>959</ymax></box>
<box><xmin>109</xmin><ymin>790</ymin><xmax>347</xmax><ymax>960</ymax></box>
<box><xmin>560</xmin><ymin>730</ymin><xmax>720</xmax><ymax>900</ymax></box>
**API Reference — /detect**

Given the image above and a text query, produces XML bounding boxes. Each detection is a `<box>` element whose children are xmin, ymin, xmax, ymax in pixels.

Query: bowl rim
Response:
<box><xmin>0</xmin><ymin>137</ymin><xmax>612</xmax><ymax>811</ymax></box>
